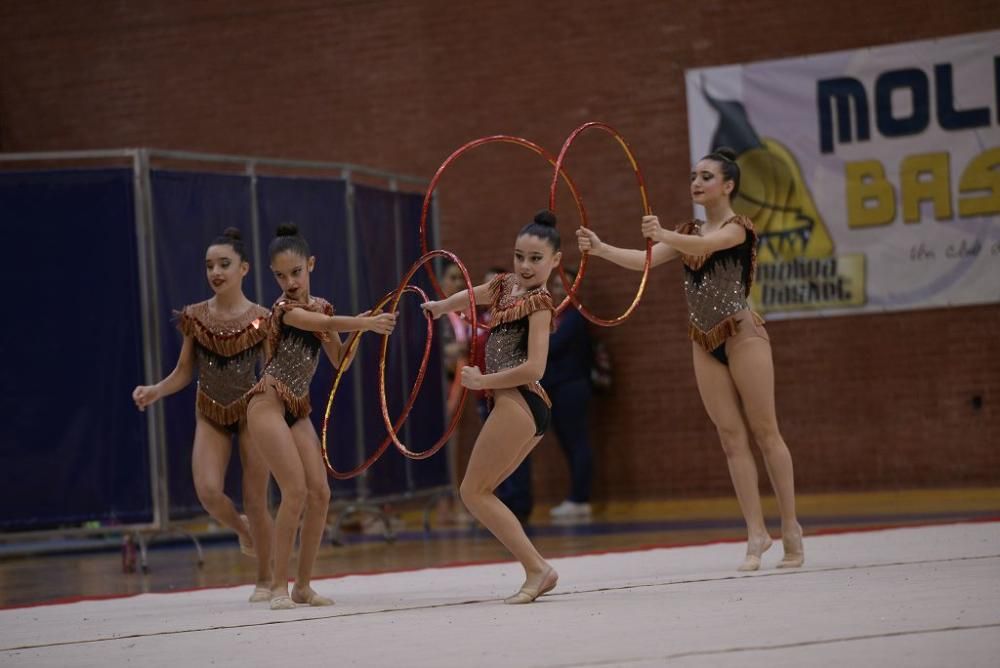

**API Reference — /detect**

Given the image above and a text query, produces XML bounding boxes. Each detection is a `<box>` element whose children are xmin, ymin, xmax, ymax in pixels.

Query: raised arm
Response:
<box><xmin>460</xmin><ymin>309</ymin><xmax>552</xmax><ymax>391</ymax></box>
<box><xmin>641</xmin><ymin>215</ymin><xmax>746</xmax><ymax>256</ymax></box>
<box><xmin>576</xmin><ymin>226</ymin><xmax>677</xmax><ymax>271</ymax></box>
<box><xmin>283</xmin><ymin>307</ymin><xmax>397</xmax><ymax>336</ymax></box>
<box><xmin>421</xmin><ymin>282</ymin><xmax>492</xmax><ymax>320</ymax></box>
<box><xmin>132</xmin><ymin>335</ymin><xmax>195</xmax><ymax>411</ymax></box>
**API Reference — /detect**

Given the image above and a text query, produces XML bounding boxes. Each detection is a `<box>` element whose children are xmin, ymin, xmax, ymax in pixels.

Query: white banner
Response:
<box><xmin>685</xmin><ymin>30</ymin><xmax>1000</xmax><ymax>318</ymax></box>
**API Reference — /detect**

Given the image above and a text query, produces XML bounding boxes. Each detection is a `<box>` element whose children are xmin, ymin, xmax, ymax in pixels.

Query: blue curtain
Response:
<box><xmin>353</xmin><ymin>186</ymin><xmax>448</xmax><ymax>496</ymax></box>
<box><xmin>398</xmin><ymin>191</ymin><xmax>449</xmax><ymax>490</ymax></box>
<box><xmin>0</xmin><ymin>169</ymin><xmax>151</xmax><ymax>529</ymax></box>
<box><xmin>0</xmin><ymin>168</ymin><xmax>448</xmax><ymax>532</ymax></box>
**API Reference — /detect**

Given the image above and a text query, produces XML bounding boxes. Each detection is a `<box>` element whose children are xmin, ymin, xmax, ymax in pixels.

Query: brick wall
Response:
<box><xmin>2</xmin><ymin>0</ymin><xmax>997</xmax><ymax>501</ymax></box>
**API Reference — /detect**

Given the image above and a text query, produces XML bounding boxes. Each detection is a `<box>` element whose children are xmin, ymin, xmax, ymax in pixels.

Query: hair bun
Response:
<box><xmin>713</xmin><ymin>146</ymin><xmax>738</xmax><ymax>162</ymax></box>
<box><xmin>533</xmin><ymin>209</ymin><xmax>557</xmax><ymax>228</ymax></box>
<box><xmin>222</xmin><ymin>227</ymin><xmax>242</xmax><ymax>240</ymax></box>
<box><xmin>276</xmin><ymin>223</ymin><xmax>299</xmax><ymax>237</ymax></box>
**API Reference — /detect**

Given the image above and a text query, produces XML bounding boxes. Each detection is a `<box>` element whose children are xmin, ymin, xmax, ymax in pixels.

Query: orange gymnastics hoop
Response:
<box><xmin>320</xmin><ymin>284</ymin><xmax>433</xmax><ymax>479</ymax></box>
<box><xmin>417</xmin><ymin>135</ymin><xmax>590</xmax><ymax>326</ymax></box>
<box><xmin>320</xmin><ymin>252</ymin><xmax>477</xmax><ymax>478</ymax></box>
<box><xmin>549</xmin><ymin>121</ymin><xmax>653</xmax><ymax>327</ymax></box>
<box><xmin>378</xmin><ymin>250</ymin><xmax>477</xmax><ymax>459</ymax></box>
<box><xmin>418</xmin><ymin>126</ymin><xmax>654</xmax><ymax>327</ymax></box>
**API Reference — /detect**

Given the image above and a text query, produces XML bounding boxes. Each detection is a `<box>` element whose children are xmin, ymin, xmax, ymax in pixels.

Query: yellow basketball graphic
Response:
<box><xmin>734</xmin><ymin>139</ymin><xmax>834</xmax><ymax>262</ymax></box>
<box><xmin>700</xmin><ymin>81</ymin><xmax>865</xmax><ymax>312</ymax></box>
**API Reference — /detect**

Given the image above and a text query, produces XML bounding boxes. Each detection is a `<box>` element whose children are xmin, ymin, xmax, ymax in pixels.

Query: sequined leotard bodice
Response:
<box><xmin>677</xmin><ymin>215</ymin><xmax>759</xmax><ymax>351</ymax></box>
<box><xmin>484</xmin><ymin>273</ymin><xmax>556</xmax><ymax>406</ymax></box>
<box><xmin>177</xmin><ymin>301</ymin><xmax>270</xmax><ymax>427</ymax></box>
<box><xmin>251</xmin><ymin>297</ymin><xmax>334</xmax><ymax>419</ymax></box>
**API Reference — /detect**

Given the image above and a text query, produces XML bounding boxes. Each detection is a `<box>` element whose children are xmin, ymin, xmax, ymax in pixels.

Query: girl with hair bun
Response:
<box><xmin>132</xmin><ymin>227</ymin><xmax>274</xmax><ymax>601</ymax></box>
<box><xmin>247</xmin><ymin>223</ymin><xmax>398</xmax><ymax>610</ymax></box>
<box><xmin>422</xmin><ymin>210</ymin><xmax>562</xmax><ymax>604</ymax></box>
<box><xmin>577</xmin><ymin>148</ymin><xmax>804</xmax><ymax>572</ymax></box>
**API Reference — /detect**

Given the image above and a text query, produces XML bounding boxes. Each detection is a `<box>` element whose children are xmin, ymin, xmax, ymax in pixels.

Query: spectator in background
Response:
<box><xmin>434</xmin><ymin>260</ymin><xmax>474</xmax><ymax>527</ymax></box>
<box><xmin>545</xmin><ymin>268</ymin><xmax>595</xmax><ymax>520</ymax></box>
<box><xmin>438</xmin><ymin>260</ymin><xmax>471</xmax><ymax>416</ymax></box>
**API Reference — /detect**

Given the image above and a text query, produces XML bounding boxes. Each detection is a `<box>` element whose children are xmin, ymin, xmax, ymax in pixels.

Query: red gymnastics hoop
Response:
<box><xmin>549</xmin><ymin>121</ymin><xmax>653</xmax><ymax>327</ymax></box>
<box><xmin>379</xmin><ymin>250</ymin><xmax>477</xmax><ymax>459</ymax></box>
<box><xmin>417</xmin><ymin>135</ymin><xmax>591</xmax><ymax>328</ymax></box>
<box><xmin>320</xmin><ymin>284</ymin><xmax>433</xmax><ymax>480</ymax></box>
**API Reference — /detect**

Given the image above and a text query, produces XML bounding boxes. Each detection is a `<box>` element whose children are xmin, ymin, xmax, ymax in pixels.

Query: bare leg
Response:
<box><xmin>728</xmin><ymin>335</ymin><xmax>803</xmax><ymax>567</ymax></box>
<box><xmin>238</xmin><ymin>426</ymin><xmax>274</xmax><ymax>600</ymax></box>
<box><xmin>437</xmin><ymin>391</ymin><xmax>472</xmax><ymax>528</ymax></box>
<box><xmin>460</xmin><ymin>389</ymin><xmax>557</xmax><ymax>603</ymax></box>
<box><xmin>191</xmin><ymin>418</ymin><xmax>252</xmax><ymax>547</ymax></box>
<box><xmin>246</xmin><ymin>389</ymin><xmax>307</xmax><ymax>609</ymax></box>
<box><xmin>288</xmin><ymin>418</ymin><xmax>333</xmax><ymax>606</ymax></box>
<box><xmin>692</xmin><ymin>343</ymin><xmax>772</xmax><ymax>570</ymax></box>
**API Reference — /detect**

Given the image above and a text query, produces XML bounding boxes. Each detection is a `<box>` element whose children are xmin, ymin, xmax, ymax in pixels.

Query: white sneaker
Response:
<box><xmin>549</xmin><ymin>500</ymin><xmax>592</xmax><ymax>519</ymax></box>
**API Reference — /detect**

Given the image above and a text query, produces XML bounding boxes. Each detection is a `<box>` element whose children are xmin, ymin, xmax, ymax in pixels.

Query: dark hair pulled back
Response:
<box><xmin>517</xmin><ymin>209</ymin><xmax>560</xmax><ymax>251</ymax></box>
<box><xmin>701</xmin><ymin>146</ymin><xmax>741</xmax><ymax>199</ymax></box>
<box><xmin>210</xmin><ymin>227</ymin><xmax>248</xmax><ymax>262</ymax></box>
<box><xmin>268</xmin><ymin>223</ymin><xmax>311</xmax><ymax>260</ymax></box>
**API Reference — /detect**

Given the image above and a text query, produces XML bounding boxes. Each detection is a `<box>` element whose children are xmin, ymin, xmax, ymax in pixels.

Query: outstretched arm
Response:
<box><xmin>576</xmin><ymin>225</ymin><xmax>677</xmax><ymax>271</ymax></box>
<box><xmin>283</xmin><ymin>308</ymin><xmax>397</xmax><ymax>336</ymax></box>
<box><xmin>421</xmin><ymin>282</ymin><xmax>491</xmax><ymax>320</ymax></box>
<box><xmin>641</xmin><ymin>215</ymin><xmax>746</xmax><ymax>256</ymax></box>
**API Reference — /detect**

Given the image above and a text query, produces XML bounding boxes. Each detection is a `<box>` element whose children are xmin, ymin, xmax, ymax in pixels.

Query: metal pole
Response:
<box><xmin>145</xmin><ymin>148</ymin><xmax>427</xmax><ymax>187</ymax></box>
<box><xmin>246</xmin><ymin>161</ymin><xmax>265</xmax><ymax>304</ymax></box>
<box><xmin>132</xmin><ymin>150</ymin><xmax>160</xmax><ymax>530</ymax></box>
<box><xmin>135</xmin><ymin>149</ymin><xmax>169</xmax><ymax>530</ymax></box>
<box><xmin>342</xmin><ymin>170</ymin><xmax>370</xmax><ymax>501</ymax></box>
<box><xmin>1</xmin><ymin>148</ymin><xmax>429</xmax><ymax>190</ymax></box>
<box><xmin>0</xmin><ymin>148</ymin><xmax>136</xmax><ymax>162</ymax></box>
